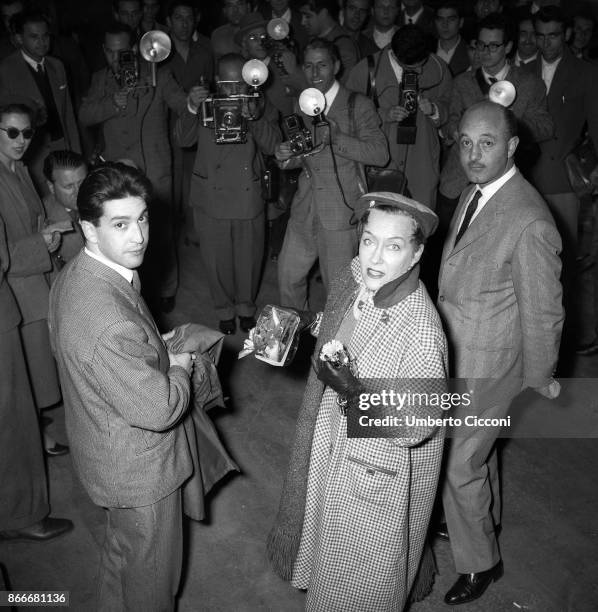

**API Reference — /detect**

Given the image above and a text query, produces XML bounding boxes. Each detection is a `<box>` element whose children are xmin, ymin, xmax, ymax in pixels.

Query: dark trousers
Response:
<box><xmin>96</xmin><ymin>488</ymin><xmax>182</xmax><ymax>612</ymax></box>
<box><xmin>0</xmin><ymin>327</ymin><xmax>49</xmax><ymax>530</ymax></box>
<box><xmin>196</xmin><ymin>210</ymin><xmax>265</xmax><ymax>320</ymax></box>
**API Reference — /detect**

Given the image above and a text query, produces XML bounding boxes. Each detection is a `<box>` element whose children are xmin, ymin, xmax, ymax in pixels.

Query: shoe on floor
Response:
<box><xmin>219</xmin><ymin>318</ymin><xmax>236</xmax><ymax>335</ymax></box>
<box><xmin>239</xmin><ymin>316</ymin><xmax>256</xmax><ymax>333</ymax></box>
<box><xmin>0</xmin><ymin>517</ymin><xmax>74</xmax><ymax>542</ymax></box>
<box><xmin>444</xmin><ymin>561</ymin><xmax>503</xmax><ymax>605</ymax></box>
<box><xmin>45</xmin><ymin>442</ymin><xmax>69</xmax><ymax>457</ymax></box>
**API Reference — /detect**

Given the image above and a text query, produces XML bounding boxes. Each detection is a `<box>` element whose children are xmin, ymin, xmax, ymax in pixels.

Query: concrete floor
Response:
<box><xmin>1</xmin><ymin>243</ymin><xmax>598</xmax><ymax>612</ymax></box>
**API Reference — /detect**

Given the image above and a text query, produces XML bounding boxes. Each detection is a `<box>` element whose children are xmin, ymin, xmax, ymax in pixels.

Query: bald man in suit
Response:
<box><xmin>437</xmin><ymin>101</ymin><xmax>563</xmax><ymax>605</ymax></box>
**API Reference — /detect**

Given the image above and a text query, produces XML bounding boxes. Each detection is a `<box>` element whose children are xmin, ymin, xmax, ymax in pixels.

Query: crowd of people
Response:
<box><xmin>0</xmin><ymin>0</ymin><xmax>597</xmax><ymax>610</ymax></box>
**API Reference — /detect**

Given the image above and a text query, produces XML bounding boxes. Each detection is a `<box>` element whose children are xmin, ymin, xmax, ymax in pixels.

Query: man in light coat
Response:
<box><xmin>276</xmin><ymin>38</ymin><xmax>388</xmax><ymax>309</ymax></box>
<box><xmin>48</xmin><ymin>163</ymin><xmax>194</xmax><ymax>612</ymax></box>
<box><xmin>437</xmin><ymin>101</ymin><xmax>563</xmax><ymax>605</ymax></box>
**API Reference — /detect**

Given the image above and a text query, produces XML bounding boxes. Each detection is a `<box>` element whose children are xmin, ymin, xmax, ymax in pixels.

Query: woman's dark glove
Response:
<box><xmin>316</xmin><ymin>360</ymin><xmax>363</xmax><ymax>398</ymax></box>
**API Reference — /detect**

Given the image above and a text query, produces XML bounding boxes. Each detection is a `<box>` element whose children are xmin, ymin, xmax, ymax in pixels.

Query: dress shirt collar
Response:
<box><xmin>324</xmin><ymin>80</ymin><xmax>340</xmax><ymax>114</ymax></box>
<box><xmin>515</xmin><ymin>51</ymin><xmax>537</xmax><ymax>66</ymax></box>
<box><xmin>84</xmin><ymin>247</ymin><xmax>134</xmax><ymax>284</ymax></box>
<box><xmin>373</xmin><ymin>25</ymin><xmax>398</xmax><ymax>49</ymax></box>
<box><xmin>388</xmin><ymin>49</ymin><xmax>404</xmax><ymax>84</ymax></box>
<box><xmin>482</xmin><ymin>62</ymin><xmax>509</xmax><ymax>84</ymax></box>
<box><xmin>275</xmin><ymin>7</ymin><xmax>292</xmax><ymax>23</ymax></box>
<box><xmin>402</xmin><ymin>4</ymin><xmax>423</xmax><ymax>24</ymax></box>
<box><xmin>541</xmin><ymin>55</ymin><xmax>562</xmax><ymax>92</ymax></box>
<box><xmin>462</xmin><ymin>165</ymin><xmax>517</xmax><ymax>227</ymax></box>
<box><xmin>436</xmin><ymin>36</ymin><xmax>460</xmax><ymax>64</ymax></box>
<box><xmin>21</xmin><ymin>51</ymin><xmax>45</xmax><ymax>71</ymax></box>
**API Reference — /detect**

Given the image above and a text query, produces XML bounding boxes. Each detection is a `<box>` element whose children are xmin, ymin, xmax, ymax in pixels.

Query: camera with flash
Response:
<box><xmin>397</xmin><ymin>70</ymin><xmax>419</xmax><ymax>145</ymax></box>
<box><xmin>281</xmin><ymin>88</ymin><xmax>327</xmax><ymax>156</ymax></box>
<box><xmin>201</xmin><ymin>59</ymin><xmax>268</xmax><ymax>144</ymax></box>
<box><xmin>117</xmin><ymin>30</ymin><xmax>172</xmax><ymax>90</ymax></box>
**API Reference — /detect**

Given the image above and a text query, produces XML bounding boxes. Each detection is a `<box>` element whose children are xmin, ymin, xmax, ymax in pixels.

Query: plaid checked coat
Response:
<box><xmin>270</xmin><ymin>258</ymin><xmax>447</xmax><ymax>611</ymax></box>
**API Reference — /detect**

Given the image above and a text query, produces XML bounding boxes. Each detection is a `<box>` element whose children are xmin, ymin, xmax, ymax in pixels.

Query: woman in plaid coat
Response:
<box><xmin>268</xmin><ymin>192</ymin><xmax>448</xmax><ymax>611</ymax></box>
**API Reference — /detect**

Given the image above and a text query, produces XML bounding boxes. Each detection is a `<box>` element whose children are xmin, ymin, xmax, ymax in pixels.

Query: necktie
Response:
<box><xmin>454</xmin><ymin>189</ymin><xmax>481</xmax><ymax>246</ymax></box>
<box><xmin>36</xmin><ymin>63</ymin><xmax>43</xmax><ymax>74</ymax></box>
<box><xmin>131</xmin><ymin>270</ymin><xmax>141</xmax><ymax>292</ymax></box>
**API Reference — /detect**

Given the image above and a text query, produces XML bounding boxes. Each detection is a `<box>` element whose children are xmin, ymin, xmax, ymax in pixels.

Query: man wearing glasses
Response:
<box><xmin>438</xmin><ymin>12</ymin><xmax>552</xmax><ymax>208</ymax></box>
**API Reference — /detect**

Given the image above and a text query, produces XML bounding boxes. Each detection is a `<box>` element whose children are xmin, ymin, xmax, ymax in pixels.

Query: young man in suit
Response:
<box><xmin>528</xmin><ymin>6</ymin><xmax>598</xmax><ymax>360</ymax></box>
<box><xmin>362</xmin><ymin>0</ymin><xmax>399</xmax><ymax>51</ymax></box>
<box><xmin>437</xmin><ymin>101</ymin><xmax>563</xmax><ymax>605</ymax></box>
<box><xmin>342</xmin><ymin>0</ymin><xmax>378</xmax><ymax>60</ymax></box>
<box><xmin>434</xmin><ymin>1</ymin><xmax>471</xmax><ymax>77</ymax></box>
<box><xmin>276</xmin><ymin>38</ymin><xmax>388</xmax><ymax>308</ymax></box>
<box><xmin>0</xmin><ymin>10</ymin><xmax>81</xmax><ymax>195</ymax></box>
<box><xmin>48</xmin><ymin>163</ymin><xmax>194</xmax><ymax>612</ymax></box>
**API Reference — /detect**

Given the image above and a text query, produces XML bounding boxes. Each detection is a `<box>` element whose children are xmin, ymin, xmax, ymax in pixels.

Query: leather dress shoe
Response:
<box><xmin>239</xmin><ymin>316</ymin><xmax>256</xmax><ymax>333</ymax></box>
<box><xmin>0</xmin><ymin>517</ymin><xmax>74</xmax><ymax>542</ymax></box>
<box><xmin>444</xmin><ymin>561</ymin><xmax>503</xmax><ymax>605</ymax></box>
<box><xmin>44</xmin><ymin>442</ymin><xmax>69</xmax><ymax>457</ymax></box>
<box><xmin>219</xmin><ymin>318</ymin><xmax>236</xmax><ymax>335</ymax></box>
<box><xmin>436</xmin><ymin>522</ymin><xmax>449</xmax><ymax>541</ymax></box>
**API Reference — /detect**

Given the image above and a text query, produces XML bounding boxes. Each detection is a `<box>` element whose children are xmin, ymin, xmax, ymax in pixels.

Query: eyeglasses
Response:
<box><xmin>0</xmin><ymin>126</ymin><xmax>35</xmax><ymax>140</ymax></box>
<box><xmin>247</xmin><ymin>33</ymin><xmax>267</xmax><ymax>42</ymax></box>
<box><xmin>475</xmin><ymin>41</ymin><xmax>505</xmax><ymax>53</ymax></box>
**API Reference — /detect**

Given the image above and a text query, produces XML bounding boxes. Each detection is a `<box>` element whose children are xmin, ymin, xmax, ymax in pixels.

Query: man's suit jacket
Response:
<box><xmin>440</xmin><ymin>64</ymin><xmax>553</xmax><ymax>198</ymax></box>
<box><xmin>282</xmin><ymin>84</ymin><xmax>388</xmax><ymax>231</ymax></box>
<box><xmin>48</xmin><ymin>251</ymin><xmax>193</xmax><ymax>508</ymax></box>
<box><xmin>440</xmin><ymin>38</ymin><xmax>471</xmax><ymax>77</ymax></box>
<box><xmin>79</xmin><ymin>62</ymin><xmax>187</xmax><ymax>202</ymax></box>
<box><xmin>174</xmin><ymin>100</ymin><xmax>281</xmax><ymax>220</ymax></box>
<box><xmin>0</xmin><ymin>51</ymin><xmax>81</xmax><ymax>153</ymax></box>
<box><xmin>0</xmin><ymin>161</ymin><xmax>51</xmax><ymax>325</ymax></box>
<box><xmin>437</xmin><ymin>171</ymin><xmax>563</xmax><ymax>389</ymax></box>
<box><xmin>527</xmin><ymin>49</ymin><xmax>598</xmax><ymax>195</ymax></box>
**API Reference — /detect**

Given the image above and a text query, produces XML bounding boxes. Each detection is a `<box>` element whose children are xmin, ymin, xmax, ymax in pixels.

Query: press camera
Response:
<box><xmin>282</xmin><ymin>114</ymin><xmax>313</xmax><ymax>155</ymax></box>
<box><xmin>201</xmin><ymin>60</ymin><xmax>268</xmax><ymax>144</ymax></box>
<box><xmin>397</xmin><ymin>70</ymin><xmax>418</xmax><ymax>145</ymax></box>
<box><xmin>117</xmin><ymin>49</ymin><xmax>139</xmax><ymax>88</ymax></box>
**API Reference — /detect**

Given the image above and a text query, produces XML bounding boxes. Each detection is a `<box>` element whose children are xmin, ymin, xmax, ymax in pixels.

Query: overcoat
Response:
<box><xmin>270</xmin><ymin>258</ymin><xmax>448</xmax><ymax>611</ymax></box>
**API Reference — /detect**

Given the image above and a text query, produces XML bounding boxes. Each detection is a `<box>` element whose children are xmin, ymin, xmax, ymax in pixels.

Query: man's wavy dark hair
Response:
<box><xmin>78</xmin><ymin>162</ymin><xmax>152</xmax><ymax>226</ymax></box>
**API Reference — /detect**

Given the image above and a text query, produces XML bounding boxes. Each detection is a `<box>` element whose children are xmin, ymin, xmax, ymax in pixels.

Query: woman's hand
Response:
<box><xmin>316</xmin><ymin>360</ymin><xmax>362</xmax><ymax>398</ymax></box>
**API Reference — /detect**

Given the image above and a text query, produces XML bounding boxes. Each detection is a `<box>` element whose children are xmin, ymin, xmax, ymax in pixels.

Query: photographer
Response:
<box><xmin>346</xmin><ymin>24</ymin><xmax>452</xmax><ymax>209</ymax></box>
<box><xmin>174</xmin><ymin>54</ymin><xmax>281</xmax><ymax>335</ymax></box>
<box><xmin>79</xmin><ymin>22</ymin><xmax>190</xmax><ymax>313</ymax></box>
<box><xmin>275</xmin><ymin>38</ymin><xmax>388</xmax><ymax>309</ymax></box>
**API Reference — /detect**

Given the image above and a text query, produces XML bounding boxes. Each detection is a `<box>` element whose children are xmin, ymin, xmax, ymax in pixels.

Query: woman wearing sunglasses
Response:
<box><xmin>0</xmin><ymin>101</ymin><xmax>69</xmax><ymax>455</ymax></box>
